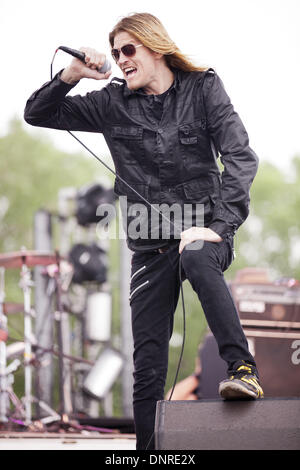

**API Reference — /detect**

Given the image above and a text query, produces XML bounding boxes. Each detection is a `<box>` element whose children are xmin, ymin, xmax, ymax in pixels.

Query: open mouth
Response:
<box><xmin>124</xmin><ymin>67</ymin><xmax>137</xmax><ymax>78</ymax></box>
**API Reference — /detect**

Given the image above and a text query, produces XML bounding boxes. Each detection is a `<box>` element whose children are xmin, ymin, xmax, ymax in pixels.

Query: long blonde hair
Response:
<box><xmin>109</xmin><ymin>13</ymin><xmax>208</xmax><ymax>73</ymax></box>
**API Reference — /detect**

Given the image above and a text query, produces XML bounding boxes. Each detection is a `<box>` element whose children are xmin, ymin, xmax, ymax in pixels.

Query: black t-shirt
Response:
<box><xmin>149</xmin><ymin>85</ymin><xmax>173</xmax><ymax>122</ymax></box>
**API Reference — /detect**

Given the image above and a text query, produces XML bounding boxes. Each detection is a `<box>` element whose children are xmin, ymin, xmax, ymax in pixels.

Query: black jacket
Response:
<box><xmin>24</xmin><ymin>68</ymin><xmax>258</xmax><ymax>252</ymax></box>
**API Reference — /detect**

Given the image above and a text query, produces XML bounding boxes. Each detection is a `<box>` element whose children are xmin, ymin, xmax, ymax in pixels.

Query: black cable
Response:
<box><xmin>51</xmin><ymin>49</ymin><xmax>187</xmax><ymax>449</ymax></box>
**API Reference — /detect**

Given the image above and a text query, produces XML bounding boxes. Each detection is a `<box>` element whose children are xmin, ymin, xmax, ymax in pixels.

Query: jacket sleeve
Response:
<box><xmin>24</xmin><ymin>71</ymin><xmax>110</xmax><ymax>133</ymax></box>
<box><xmin>203</xmin><ymin>71</ymin><xmax>259</xmax><ymax>239</ymax></box>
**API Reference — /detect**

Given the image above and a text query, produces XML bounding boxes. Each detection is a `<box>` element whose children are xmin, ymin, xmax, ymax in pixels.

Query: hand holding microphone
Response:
<box><xmin>59</xmin><ymin>46</ymin><xmax>112</xmax><ymax>84</ymax></box>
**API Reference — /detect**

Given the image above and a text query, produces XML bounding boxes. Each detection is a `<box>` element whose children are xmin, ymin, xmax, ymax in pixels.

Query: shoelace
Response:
<box><xmin>227</xmin><ymin>364</ymin><xmax>264</xmax><ymax>397</ymax></box>
<box><xmin>230</xmin><ymin>364</ymin><xmax>255</xmax><ymax>380</ymax></box>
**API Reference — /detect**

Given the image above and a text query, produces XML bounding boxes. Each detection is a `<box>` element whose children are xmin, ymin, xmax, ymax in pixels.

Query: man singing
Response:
<box><xmin>24</xmin><ymin>12</ymin><xmax>263</xmax><ymax>450</ymax></box>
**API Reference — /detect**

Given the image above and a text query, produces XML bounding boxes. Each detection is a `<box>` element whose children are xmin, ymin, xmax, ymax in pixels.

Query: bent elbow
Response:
<box><xmin>23</xmin><ymin>112</ymin><xmax>33</xmax><ymax>126</ymax></box>
<box><xmin>23</xmin><ymin>105</ymin><xmax>41</xmax><ymax>127</ymax></box>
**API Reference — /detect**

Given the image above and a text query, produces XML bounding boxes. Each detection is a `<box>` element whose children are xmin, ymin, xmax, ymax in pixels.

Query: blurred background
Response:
<box><xmin>0</xmin><ymin>0</ymin><xmax>299</xmax><ymax>430</ymax></box>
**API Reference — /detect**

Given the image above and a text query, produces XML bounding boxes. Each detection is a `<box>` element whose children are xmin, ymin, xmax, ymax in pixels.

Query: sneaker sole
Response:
<box><xmin>219</xmin><ymin>380</ymin><xmax>258</xmax><ymax>400</ymax></box>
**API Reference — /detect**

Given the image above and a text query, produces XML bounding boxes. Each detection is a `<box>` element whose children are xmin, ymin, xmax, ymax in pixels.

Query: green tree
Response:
<box><xmin>0</xmin><ymin>118</ymin><xmax>109</xmax><ymax>253</ymax></box>
<box><xmin>0</xmin><ymin>118</ymin><xmax>115</xmax><ymax>298</ymax></box>
<box><xmin>227</xmin><ymin>157</ymin><xmax>300</xmax><ymax>282</ymax></box>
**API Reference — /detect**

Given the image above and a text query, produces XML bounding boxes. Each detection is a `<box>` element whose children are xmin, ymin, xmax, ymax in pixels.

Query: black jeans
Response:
<box><xmin>129</xmin><ymin>238</ymin><xmax>257</xmax><ymax>450</ymax></box>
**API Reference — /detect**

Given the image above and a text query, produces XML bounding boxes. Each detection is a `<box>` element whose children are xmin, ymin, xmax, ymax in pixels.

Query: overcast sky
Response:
<box><xmin>1</xmin><ymin>0</ymin><xmax>299</xmax><ymax>171</ymax></box>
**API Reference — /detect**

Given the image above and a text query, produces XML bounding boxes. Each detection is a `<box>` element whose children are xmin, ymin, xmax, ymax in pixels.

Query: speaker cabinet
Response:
<box><xmin>244</xmin><ymin>330</ymin><xmax>300</xmax><ymax>396</ymax></box>
<box><xmin>228</xmin><ymin>273</ymin><xmax>300</xmax><ymax>397</ymax></box>
<box><xmin>155</xmin><ymin>398</ymin><xmax>300</xmax><ymax>450</ymax></box>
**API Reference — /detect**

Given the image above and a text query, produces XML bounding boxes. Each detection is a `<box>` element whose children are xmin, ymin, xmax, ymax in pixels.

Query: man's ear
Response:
<box><xmin>152</xmin><ymin>51</ymin><xmax>164</xmax><ymax>60</ymax></box>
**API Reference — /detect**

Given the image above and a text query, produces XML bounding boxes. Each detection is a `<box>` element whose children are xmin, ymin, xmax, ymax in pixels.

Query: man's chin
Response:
<box><xmin>126</xmin><ymin>80</ymin><xmax>140</xmax><ymax>90</ymax></box>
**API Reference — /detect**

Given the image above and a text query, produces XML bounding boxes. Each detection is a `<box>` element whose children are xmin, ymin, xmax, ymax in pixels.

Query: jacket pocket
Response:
<box><xmin>111</xmin><ymin>125</ymin><xmax>144</xmax><ymax>165</ymax></box>
<box><xmin>111</xmin><ymin>126</ymin><xmax>143</xmax><ymax>139</ymax></box>
<box><xmin>182</xmin><ymin>178</ymin><xmax>214</xmax><ymax>201</ymax></box>
<box><xmin>114</xmin><ymin>178</ymin><xmax>149</xmax><ymax>202</ymax></box>
<box><xmin>182</xmin><ymin>179</ymin><xmax>216</xmax><ymax>224</ymax></box>
<box><xmin>179</xmin><ymin>122</ymin><xmax>202</xmax><ymax>145</ymax></box>
<box><xmin>178</xmin><ymin>120</ymin><xmax>207</xmax><ymax>163</ymax></box>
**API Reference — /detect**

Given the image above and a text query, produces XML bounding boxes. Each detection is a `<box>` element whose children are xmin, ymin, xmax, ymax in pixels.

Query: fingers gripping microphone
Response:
<box><xmin>58</xmin><ymin>46</ymin><xmax>111</xmax><ymax>74</ymax></box>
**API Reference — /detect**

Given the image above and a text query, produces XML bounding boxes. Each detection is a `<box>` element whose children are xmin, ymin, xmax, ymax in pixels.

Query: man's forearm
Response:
<box><xmin>60</xmin><ymin>67</ymin><xmax>81</xmax><ymax>85</ymax></box>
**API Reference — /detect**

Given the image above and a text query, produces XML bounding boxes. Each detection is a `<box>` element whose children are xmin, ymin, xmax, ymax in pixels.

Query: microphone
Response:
<box><xmin>58</xmin><ymin>46</ymin><xmax>111</xmax><ymax>74</ymax></box>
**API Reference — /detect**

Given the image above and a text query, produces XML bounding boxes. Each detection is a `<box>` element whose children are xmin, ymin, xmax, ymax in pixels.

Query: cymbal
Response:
<box><xmin>0</xmin><ymin>251</ymin><xmax>59</xmax><ymax>269</ymax></box>
<box><xmin>2</xmin><ymin>302</ymin><xmax>24</xmax><ymax>315</ymax></box>
<box><xmin>0</xmin><ymin>328</ymin><xmax>8</xmax><ymax>342</ymax></box>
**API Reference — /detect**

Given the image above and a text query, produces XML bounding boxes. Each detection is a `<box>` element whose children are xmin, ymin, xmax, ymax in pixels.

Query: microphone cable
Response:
<box><xmin>50</xmin><ymin>48</ymin><xmax>187</xmax><ymax>447</ymax></box>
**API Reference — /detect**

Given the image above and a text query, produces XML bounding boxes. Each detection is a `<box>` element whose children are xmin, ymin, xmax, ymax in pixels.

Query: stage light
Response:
<box><xmin>68</xmin><ymin>243</ymin><xmax>107</xmax><ymax>284</ymax></box>
<box><xmin>86</xmin><ymin>292</ymin><xmax>112</xmax><ymax>342</ymax></box>
<box><xmin>75</xmin><ymin>183</ymin><xmax>117</xmax><ymax>226</ymax></box>
<box><xmin>83</xmin><ymin>347</ymin><xmax>124</xmax><ymax>400</ymax></box>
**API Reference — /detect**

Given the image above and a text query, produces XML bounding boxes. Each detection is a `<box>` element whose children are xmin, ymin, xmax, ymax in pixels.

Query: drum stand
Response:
<box><xmin>19</xmin><ymin>260</ymin><xmax>35</xmax><ymax>424</ymax></box>
<box><xmin>19</xmin><ymin>259</ymin><xmax>61</xmax><ymax>426</ymax></box>
<box><xmin>0</xmin><ymin>258</ymin><xmax>61</xmax><ymax>426</ymax></box>
<box><xmin>0</xmin><ymin>267</ymin><xmax>9</xmax><ymax>422</ymax></box>
<box><xmin>0</xmin><ymin>249</ymin><xmax>76</xmax><ymax>427</ymax></box>
<box><xmin>0</xmin><ymin>267</ymin><xmax>27</xmax><ymax>424</ymax></box>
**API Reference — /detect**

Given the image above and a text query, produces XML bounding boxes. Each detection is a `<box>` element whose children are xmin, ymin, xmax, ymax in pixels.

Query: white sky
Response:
<box><xmin>1</xmin><ymin>0</ymin><xmax>299</xmax><ymax>171</ymax></box>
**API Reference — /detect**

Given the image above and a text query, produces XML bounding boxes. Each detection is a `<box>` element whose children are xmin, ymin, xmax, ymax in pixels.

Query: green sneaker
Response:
<box><xmin>219</xmin><ymin>362</ymin><xmax>264</xmax><ymax>400</ymax></box>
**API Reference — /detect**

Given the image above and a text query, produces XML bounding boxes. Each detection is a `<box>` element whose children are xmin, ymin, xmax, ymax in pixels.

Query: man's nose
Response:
<box><xmin>118</xmin><ymin>53</ymin><xmax>127</xmax><ymax>65</ymax></box>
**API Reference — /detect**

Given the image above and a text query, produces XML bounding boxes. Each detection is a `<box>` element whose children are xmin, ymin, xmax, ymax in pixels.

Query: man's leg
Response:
<box><xmin>180</xmin><ymin>239</ymin><xmax>255</xmax><ymax>370</ymax></box>
<box><xmin>180</xmin><ymin>239</ymin><xmax>263</xmax><ymax>399</ymax></box>
<box><xmin>130</xmin><ymin>249</ymin><xmax>180</xmax><ymax>449</ymax></box>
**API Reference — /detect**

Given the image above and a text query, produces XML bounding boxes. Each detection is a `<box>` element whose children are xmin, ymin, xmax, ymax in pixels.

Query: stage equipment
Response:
<box><xmin>155</xmin><ymin>398</ymin><xmax>300</xmax><ymax>450</ymax></box>
<box><xmin>0</xmin><ymin>267</ymin><xmax>8</xmax><ymax>421</ymax></box>
<box><xmin>45</xmin><ymin>259</ymin><xmax>74</xmax><ymax>416</ymax></box>
<box><xmin>229</xmin><ymin>268</ymin><xmax>300</xmax><ymax>397</ymax></box>
<box><xmin>83</xmin><ymin>347</ymin><xmax>124</xmax><ymax>400</ymax></box>
<box><xmin>33</xmin><ymin>208</ymin><xmax>54</xmax><ymax>414</ymax></box>
<box><xmin>0</xmin><ymin>249</ymin><xmax>63</xmax><ymax>424</ymax></box>
<box><xmin>86</xmin><ymin>292</ymin><xmax>112</xmax><ymax>342</ymax></box>
<box><xmin>69</xmin><ymin>243</ymin><xmax>107</xmax><ymax>284</ymax></box>
<box><xmin>2</xmin><ymin>302</ymin><xmax>24</xmax><ymax>315</ymax></box>
<box><xmin>75</xmin><ymin>183</ymin><xmax>116</xmax><ymax>226</ymax></box>
<box><xmin>0</xmin><ymin>250</ymin><xmax>58</xmax><ymax>269</ymax></box>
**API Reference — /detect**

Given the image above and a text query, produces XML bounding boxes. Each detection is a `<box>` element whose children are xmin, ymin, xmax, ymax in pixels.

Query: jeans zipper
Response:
<box><xmin>129</xmin><ymin>280</ymin><xmax>149</xmax><ymax>301</ymax></box>
<box><xmin>131</xmin><ymin>265</ymin><xmax>146</xmax><ymax>282</ymax></box>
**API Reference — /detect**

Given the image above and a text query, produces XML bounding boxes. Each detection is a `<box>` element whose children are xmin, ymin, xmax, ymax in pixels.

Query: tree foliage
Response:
<box><xmin>227</xmin><ymin>156</ymin><xmax>300</xmax><ymax>282</ymax></box>
<box><xmin>0</xmin><ymin>118</ymin><xmax>108</xmax><ymax>253</ymax></box>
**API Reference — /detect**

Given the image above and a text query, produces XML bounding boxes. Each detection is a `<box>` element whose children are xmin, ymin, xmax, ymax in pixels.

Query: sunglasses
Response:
<box><xmin>111</xmin><ymin>44</ymin><xmax>143</xmax><ymax>62</ymax></box>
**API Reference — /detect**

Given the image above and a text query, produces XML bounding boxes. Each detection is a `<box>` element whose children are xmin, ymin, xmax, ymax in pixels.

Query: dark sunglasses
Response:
<box><xmin>111</xmin><ymin>43</ymin><xmax>143</xmax><ymax>62</ymax></box>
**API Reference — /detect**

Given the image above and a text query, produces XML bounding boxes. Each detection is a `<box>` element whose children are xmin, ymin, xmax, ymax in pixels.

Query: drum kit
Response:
<box><xmin>0</xmin><ymin>248</ymin><xmax>64</xmax><ymax>426</ymax></box>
